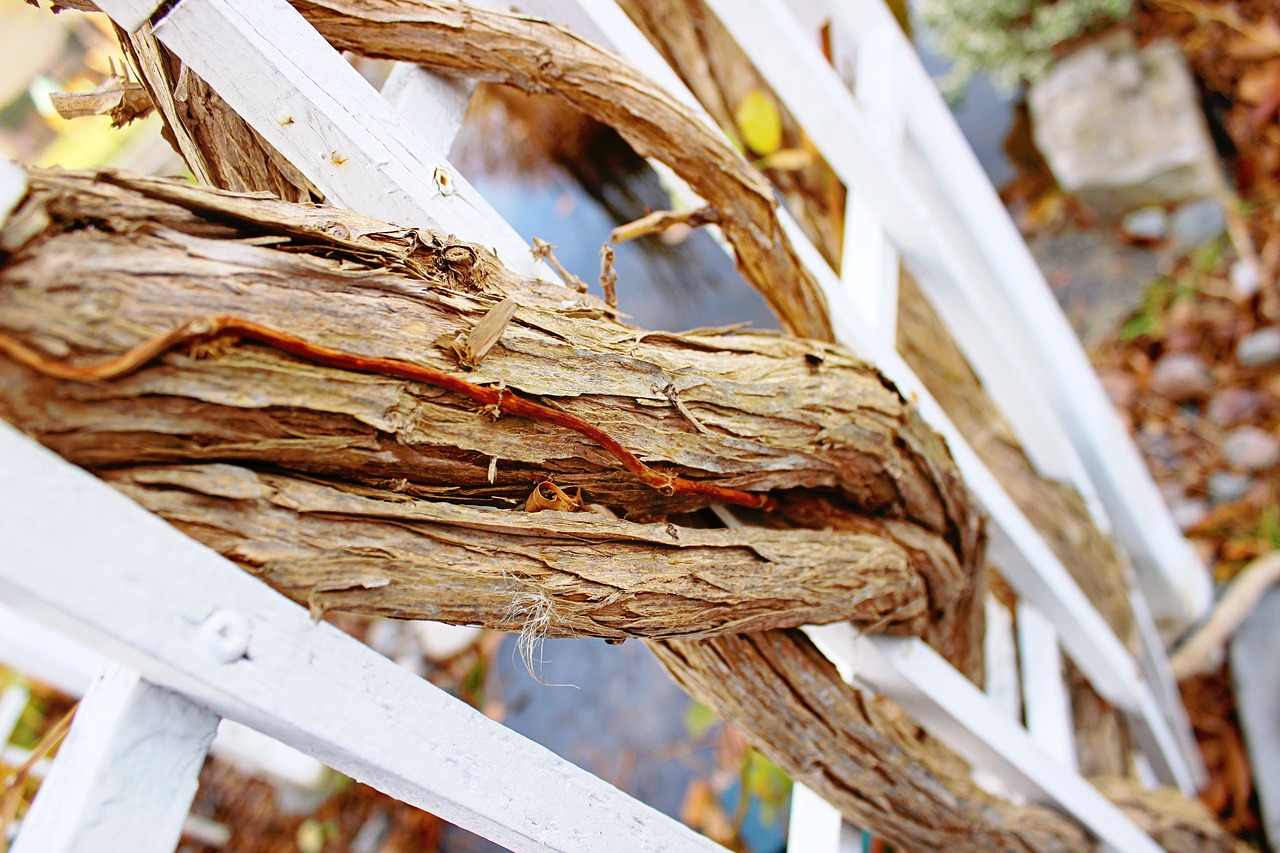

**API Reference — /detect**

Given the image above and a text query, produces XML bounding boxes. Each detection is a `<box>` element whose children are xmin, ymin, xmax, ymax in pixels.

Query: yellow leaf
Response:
<box><xmin>735</xmin><ymin>89</ymin><xmax>783</xmax><ymax>156</ymax></box>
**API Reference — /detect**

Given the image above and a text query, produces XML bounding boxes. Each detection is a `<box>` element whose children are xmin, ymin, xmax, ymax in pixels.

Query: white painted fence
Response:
<box><xmin>0</xmin><ymin>0</ymin><xmax>1212</xmax><ymax>850</ymax></box>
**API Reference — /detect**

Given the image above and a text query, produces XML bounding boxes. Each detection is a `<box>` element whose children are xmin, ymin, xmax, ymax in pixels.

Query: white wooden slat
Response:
<box><xmin>0</xmin><ymin>159</ymin><xmax>27</xmax><ymax>225</ymax></box>
<box><xmin>0</xmin><ymin>602</ymin><xmax>329</xmax><ymax>790</ymax></box>
<box><xmin>537</xmin><ymin>0</ymin><xmax>1196</xmax><ymax>791</ymax></box>
<box><xmin>1016</xmin><ymin>601</ymin><xmax>1077</xmax><ymax>769</ymax></box>
<box><xmin>704</xmin><ymin>0</ymin><xmax>1099</xmax><ymax>513</ymax></box>
<box><xmin>95</xmin><ymin>0</ymin><xmax>547</xmax><ymax>279</ymax></box>
<box><xmin>376</xmin><ymin>4</ymin><xmax>513</xmax><ymax>158</ymax></box>
<box><xmin>823</xmin><ymin>0</ymin><xmax>1212</xmax><ymax>630</ymax></box>
<box><xmin>12</xmin><ymin>663</ymin><xmax>220</xmax><ymax>853</ymax></box>
<box><xmin>984</xmin><ymin>595</ymin><xmax>1022</xmax><ymax>724</ymax></box>
<box><xmin>780</xmin><ymin>189</ymin><xmax>1201</xmax><ymax>792</ymax></box>
<box><xmin>701</xmin><ymin>0</ymin><xmax>1201</xmax><ymax>790</ymax></box>
<box><xmin>0</xmin><ymin>684</ymin><xmax>29</xmax><ymax>745</ymax></box>
<box><xmin>1130</xmin><ymin>587</ymin><xmax>1205</xmax><ymax>788</ymax></box>
<box><xmin>0</xmin><ymin>603</ymin><xmax>105</xmax><ymax>698</ymax></box>
<box><xmin>806</xmin><ymin>627</ymin><xmax>1164</xmax><ymax>853</ymax></box>
<box><xmin>379</xmin><ymin>64</ymin><xmax>476</xmax><ymax>160</ymax></box>
<box><xmin>975</xmin><ymin>595</ymin><xmax>1024</xmax><ymax>801</ymax></box>
<box><xmin>786</xmin><ymin>784</ymin><xmax>862</xmax><ymax>853</ymax></box>
<box><xmin>840</xmin><ymin>30</ymin><xmax>902</xmax><ymax>342</ymax></box>
<box><xmin>983</xmin><ymin>479</ymin><xmax>1198</xmax><ymax>793</ymax></box>
<box><xmin>91</xmin><ymin>0</ymin><xmax>162</xmax><ymax>32</ymax></box>
<box><xmin>0</xmin><ymin>423</ymin><xmax>725</xmax><ymax>853</ymax></box>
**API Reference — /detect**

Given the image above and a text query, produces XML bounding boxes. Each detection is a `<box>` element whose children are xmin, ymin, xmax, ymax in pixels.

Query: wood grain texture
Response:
<box><xmin>652</xmin><ymin>629</ymin><xmax>1089</xmax><ymax>853</ymax></box>
<box><xmin>0</xmin><ymin>169</ymin><xmax>970</xmax><ymax>649</ymax></box>
<box><xmin>6</xmin><ymin>167</ymin><xmax>1235</xmax><ymax>850</ymax></box>
<box><xmin>287</xmin><ymin>0</ymin><xmax>836</xmax><ymax>342</ymax></box>
<box><xmin>116</xmin><ymin>21</ymin><xmax>317</xmax><ymax>203</ymax></box>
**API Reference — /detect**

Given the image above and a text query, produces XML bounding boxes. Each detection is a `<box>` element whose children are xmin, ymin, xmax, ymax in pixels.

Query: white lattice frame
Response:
<box><xmin>1</xmin><ymin>0</ymin><xmax>1210</xmax><ymax>850</ymax></box>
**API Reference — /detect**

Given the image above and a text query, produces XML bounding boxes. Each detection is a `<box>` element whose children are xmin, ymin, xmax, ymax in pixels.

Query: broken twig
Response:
<box><xmin>609</xmin><ymin>205</ymin><xmax>719</xmax><ymax>244</ymax></box>
<box><xmin>531</xmin><ymin>237</ymin><xmax>588</xmax><ymax>293</ymax></box>
<box><xmin>599</xmin><ymin>244</ymin><xmax>618</xmax><ymax>311</ymax></box>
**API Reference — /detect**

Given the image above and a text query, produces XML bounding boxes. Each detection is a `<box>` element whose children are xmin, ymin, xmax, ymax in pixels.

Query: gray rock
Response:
<box><xmin>1137</xmin><ymin>427</ymin><xmax>1181</xmax><ymax>470</ymax></box>
<box><xmin>1120</xmin><ymin>206</ymin><xmax>1169</xmax><ymax>241</ymax></box>
<box><xmin>1231</xmin><ymin>258</ymin><xmax>1261</xmax><ymax>298</ymax></box>
<box><xmin>1029</xmin><ymin>32</ymin><xmax>1223</xmax><ymax>219</ymax></box>
<box><xmin>1207</xmin><ymin>387</ymin><xmax>1261</xmax><ymax>427</ymax></box>
<box><xmin>1170</xmin><ymin>198</ymin><xmax>1226</xmax><ymax>248</ymax></box>
<box><xmin>1030</xmin><ymin>228</ymin><xmax>1163</xmax><ymax>349</ymax></box>
<box><xmin>1167</xmin><ymin>496</ymin><xmax>1208</xmax><ymax>531</ymax></box>
<box><xmin>1208</xmin><ymin>470</ymin><xmax>1253</xmax><ymax>506</ymax></box>
<box><xmin>1237</xmin><ymin>327</ymin><xmax>1280</xmax><ymax>368</ymax></box>
<box><xmin>1149</xmin><ymin>352</ymin><xmax>1213</xmax><ymax>402</ymax></box>
<box><xmin>1223</xmin><ymin>426</ymin><xmax>1280</xmax><ymax>471</ymax></box>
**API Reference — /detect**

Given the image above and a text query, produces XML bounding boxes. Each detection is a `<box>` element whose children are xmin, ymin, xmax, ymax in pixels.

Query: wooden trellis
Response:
<box><xmin>0</xmin><ymin>0</ymin><xmax>1217</xmax><ymax>850</ymax></box>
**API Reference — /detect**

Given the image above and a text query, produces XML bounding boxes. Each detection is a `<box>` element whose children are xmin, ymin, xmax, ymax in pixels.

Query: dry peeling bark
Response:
<box><xmin>287</xmin><ymin>0</ymin><xmax>835</xmax><ymax>342</ymax></box>
<box><xmin>0</xmin><ymin>169</ymin><xmax>1028</xmax><ymax>849</ymax></box>
<box><xmin>653</xmin><ymin>631</ymin><xmax>1089</xmax><ymax>852</ymax></box>
<box><xmin>21</xmin><ymin>1</ymin><xmax>1224</xmax><ymax>847</ymax></box>
<box><xmin>2</xmin><ymin>168</ymin><xmax>1244</xmax><ymax>852</ymax></box>
<box><xmin>0</xmin><ymin>169</ymin><xmax>972</xmax><ymax>650</ymax></box>
<box><xmin>105</xmin><ymin>463</ymin><xmax>928</xmax><ymax>638</ymax></box>
<box><xmin>116</xmin><ymin>21</ymin><xmax>316</xmax><ymax>204</ymax></box>
<box><xmin>612</xmin><ymin>0</ymin><xmax>1139</xmax><ymax>770</ymax></box>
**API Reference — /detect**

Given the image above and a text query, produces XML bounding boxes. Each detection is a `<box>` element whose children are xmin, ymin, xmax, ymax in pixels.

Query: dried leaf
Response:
<box><xmin>1223</xmin><ymin>21</ymin><xmax>1280</xmax><ymax>60</ymax></box>
<box><xmin>754</xmin><ymin>147</ymin><xmax>813</xmax><ymax>172</ymax></box>
<box><xmin>679</xmin><ymin>779</ymin><xmax>736</xmax><ymax>846</ymax></box>
<box><xmin>524</xmin><ymin>481</ymin><xmax>584</xmax><ymax>513</ymax></box>
<box><xmin>1237</xmin><ymin>59</ymin><xmax>1280</xmax><ymax>104</ymax></box>
<box><xmin>48</xmin><ymin>76</ymin><xmax>154</xmax><ymax>126</ymax></box>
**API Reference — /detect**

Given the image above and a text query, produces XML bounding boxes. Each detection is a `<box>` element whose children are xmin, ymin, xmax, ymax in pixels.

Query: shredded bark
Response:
<box><xmin>0</xmin><ymin>168</ymin><xmax>970</xmax><ymax>648</ymax></box>
<box><xmin>20</xmin><ymin>1</ymin><xmax>1226</xmax><ymax>846</ymax></box>
<box><xmin>652</xmin><ymin>630</ymin><xmax>1090</xmax><ymax>853</ymax></box>
<box><xmin>116</xmin><ymin>21</ymin><xmax>317</xmax><ymax>204</ymax></box>
<box><xmin>287</xmin><ymin>0</ymin><xmax>835</xmax><ymax>342</ymax></box>
<box><xmin>612</xmin><ymin>0</ymin><xmax>1140</xmax><ymax>770</ymax></box>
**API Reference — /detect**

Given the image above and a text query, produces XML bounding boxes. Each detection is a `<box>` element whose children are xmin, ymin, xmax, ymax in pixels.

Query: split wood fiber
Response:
<box><xmin>289</xmin><ymin>0</ymin><xmax>836</xmax><ymax>342</ymax></box>
<box><xmin>0</xmin><ymin>169</ymin><xmax>970</xmax><ymax>648</ymax></box>
<box><xmin>0</xmin><ymin>169</ymin><xmax>1073</xmax><ymax>852</ymax></box>
<box><xmin>614</xmin><ymin>0</ymin><xmax>1140</xmax><ymax>772</ymax></box>
<box><xmin>24</xmin><ymin>2</ymin><xmax>1235</xmax><ymax>847</ymax></box>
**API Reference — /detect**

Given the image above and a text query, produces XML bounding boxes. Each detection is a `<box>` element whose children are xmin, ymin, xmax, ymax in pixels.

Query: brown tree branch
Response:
<box><xmin>653</xmin><ymin>630</ymin><xmax>1091</xmax><ymax>852</ymax></box>
<box><xmin>613</xmin><ymin>0</ymin><xmax>1139</xmax><ymax>771</ymax></box>
<box><xmin>0</xmin><ymin>168</ymin><xmax>973</xmax><ymax>652</ymax></box>
<box><xmin>288</xmin><ymin>0</ymin><xmax>836</xmax><ymax>342</ymax></box>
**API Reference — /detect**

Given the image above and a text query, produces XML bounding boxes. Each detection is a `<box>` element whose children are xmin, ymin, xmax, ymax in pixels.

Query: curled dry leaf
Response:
<box><xmin>524</xmin><ymin>481</ymin><xmax>584</xmax><ymax>513</ymax></box>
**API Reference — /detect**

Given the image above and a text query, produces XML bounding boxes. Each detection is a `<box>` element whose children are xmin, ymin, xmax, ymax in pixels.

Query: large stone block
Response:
<box><xmin>1029</xmin><ymin>32</ymin><xmax>1222</xmax><ymax>218</ymax></box>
